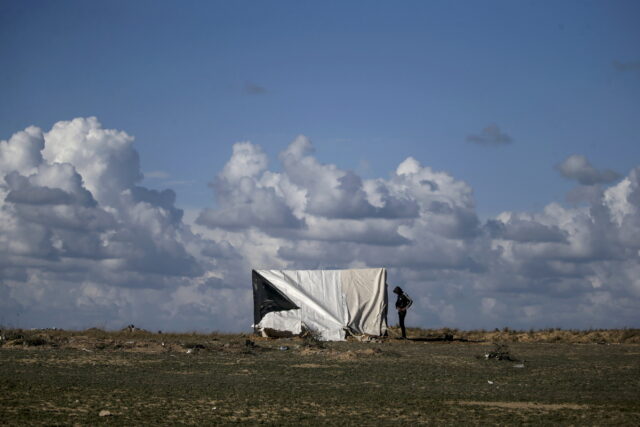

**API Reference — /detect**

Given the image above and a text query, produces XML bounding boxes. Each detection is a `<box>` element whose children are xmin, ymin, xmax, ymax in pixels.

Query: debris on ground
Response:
<box><xmin>183</xmin><ymin>343</ymin><xmax>206</xmax><ymax>354</ymax></box>
<box><xmin>480</xmin><ymin>343</ymin><xmax>519</xmax><ymax>361</ymax></box>
<box><xmin>300</xmin><ymin>329</ymin><xmax>326</xmax><ymax>349</ymax></box>
<box><xmin>352</xmin><ymin>334</ymin><xmax>384</xmax><ymax>343</ymax></box>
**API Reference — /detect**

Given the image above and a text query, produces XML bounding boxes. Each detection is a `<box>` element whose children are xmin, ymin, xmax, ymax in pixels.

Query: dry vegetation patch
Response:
<box><xmin>2</xmin><ymin>327</ymin><xmax>639</xmax><ymax>352</ymax></box>
<box><xmin>403</xmin><ymin>327</ymin><xmax>640</xmax><ymax>344</ymax></box>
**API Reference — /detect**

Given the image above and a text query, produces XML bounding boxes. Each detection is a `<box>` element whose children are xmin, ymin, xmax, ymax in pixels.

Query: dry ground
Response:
<box><xmin>1</xmin><ymin>328</ymin><xmax>639</xmax><ymax>425</ymax></box>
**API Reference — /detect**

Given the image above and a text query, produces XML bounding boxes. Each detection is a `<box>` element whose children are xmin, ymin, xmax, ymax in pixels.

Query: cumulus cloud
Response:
<box><xmin>279</xmin><ymin>136</ymin><xmax>419</xmax><ymax>220</ymax></box>
<box><xmin>2</xmin><ymin>120</ymin><xmax>640</xmax><ymax>332</ymax></box>
<box><xmin>0</xmin><ymin>118</ymin><xmax>247</xmax><ymax>331</ymax></box>
<box><xmin>466</xmin><ymin>123</ymin><xmax>513</xmax><ymax>146</ymax></box>
<box><xmin>485</xmin><ymin>216</ymin><xmax>568</xmax><ymax>243</ymax></box>
<box><xmin>196</xmin><ymin>142</ymin><xmax>305</xmax><ymax>231</ymax></box>
<box><xmin>556</xmin><ymin>154</ymin><xmax>620</xmax><ymax>185</ymax></box>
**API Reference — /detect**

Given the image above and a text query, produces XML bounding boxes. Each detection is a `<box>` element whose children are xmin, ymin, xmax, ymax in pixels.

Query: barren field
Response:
<box><xmin>1</xmin><ymin>328</ymin><xmax>639</xmax><ymax>425</ymax></box>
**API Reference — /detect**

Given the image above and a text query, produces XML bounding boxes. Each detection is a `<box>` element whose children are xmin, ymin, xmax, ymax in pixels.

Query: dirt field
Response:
<box><xmin>1</xmin><ymin>328</ymin><xmax>639</xmax><ymax>425</ymax></box>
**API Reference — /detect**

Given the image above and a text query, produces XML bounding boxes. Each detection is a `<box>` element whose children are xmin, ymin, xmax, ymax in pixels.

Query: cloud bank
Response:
<box><xmin>2</xmin><ymin>119</ymin><xmax>639</xmax><ymax>331</ymax></box>
<box><xmin>0</xmin><ymin>118</ymin><xmax>246</xmax><ymax>331</ymax></box>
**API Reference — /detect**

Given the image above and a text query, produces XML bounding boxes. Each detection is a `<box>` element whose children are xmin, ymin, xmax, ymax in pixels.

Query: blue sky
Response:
<box><xmin>3</xmin><ymin>0</ymin><xmax>639</xmax><ymax>216</ymax></box>
<box><xmin>1</xmin><ymin>1</ymin><xmax>640</xmax><ymax>331</ymax></box>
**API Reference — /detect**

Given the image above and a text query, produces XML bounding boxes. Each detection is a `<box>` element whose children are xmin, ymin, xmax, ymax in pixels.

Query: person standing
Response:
<box><xmin>393</xmin><ymin>286</ymin><xmax>413</xmax><ymax>339</ymax></box>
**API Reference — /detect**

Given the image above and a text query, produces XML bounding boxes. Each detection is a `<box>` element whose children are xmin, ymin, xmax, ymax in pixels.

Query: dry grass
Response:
<box><xmin>398</xmin><ymin>326</ymin><xmax>640</xmax><ymax>344</ymax></box>
<box><xmin>0</xmin><ymin>327</ymin><xmax>242</xmax><ymax>353</ymax></box>
<box><xmin>2</xmin><ymin>327</ymin><xmax>639</xmax><ymax>353</ymax></box>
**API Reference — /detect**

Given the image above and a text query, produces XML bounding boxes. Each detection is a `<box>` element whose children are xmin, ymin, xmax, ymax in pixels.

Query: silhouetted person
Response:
<box><xmin>393</xmin><ymin>286</ymin><xmax>413</xmax><ymax>339</ymax></box>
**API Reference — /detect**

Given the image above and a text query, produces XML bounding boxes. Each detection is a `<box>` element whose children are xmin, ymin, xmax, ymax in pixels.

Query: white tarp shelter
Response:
<box><xmin>252</xmin><ymin>268</ymin><xmax>388</xmax><ymax>341</ymax></box>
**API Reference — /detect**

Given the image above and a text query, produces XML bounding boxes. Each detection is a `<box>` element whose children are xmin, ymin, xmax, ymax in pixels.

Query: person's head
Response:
<box><xmin>393</xmin><ymin>286</ymin><xmax>403</xmax><ymax>295</ymax></box>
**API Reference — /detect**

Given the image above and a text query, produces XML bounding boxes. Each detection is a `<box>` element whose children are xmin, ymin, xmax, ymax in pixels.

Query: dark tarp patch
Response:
<box><xmin>252</xmin><ymin>270</ymin><xmax>299</xmax><ymax>326</ymax></box>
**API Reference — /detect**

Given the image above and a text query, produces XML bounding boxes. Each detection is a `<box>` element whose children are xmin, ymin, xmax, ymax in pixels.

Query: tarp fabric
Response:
<box><xmin>252</xmin><ymin>268</ymin><xmax>388</xmax><ymax>341</ymax></box>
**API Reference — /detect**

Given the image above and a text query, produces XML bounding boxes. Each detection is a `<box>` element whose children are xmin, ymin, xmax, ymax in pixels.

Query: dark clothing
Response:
<box><xmin>395</xmin><ymin>293</ymin><xmax>413</xmax><ymax>311</ymax></box>
<box><xmin>395</xmin><ymin>292</ymin><xmax>413</xmax><ymax>338</ymax></box>
<box><xmin>398</xmin><ymin>310</ymin><xmax>407</xmax><ymax>338</ymax></box>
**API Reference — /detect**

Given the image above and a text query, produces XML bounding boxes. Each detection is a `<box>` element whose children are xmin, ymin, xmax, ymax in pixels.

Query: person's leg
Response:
<box><xmin>399</xmin><ymin>310</ymin><xmax>407</xmax><ymax>338</ymax></box>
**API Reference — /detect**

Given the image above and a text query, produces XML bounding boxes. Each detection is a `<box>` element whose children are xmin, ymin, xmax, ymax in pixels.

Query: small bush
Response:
<box><xmin>301</xmin><ymin>328</ymin><xmax>325</xmax><ymax>349</ymax></box>
<box><xmin>483</xmin><ymin>343</ymin><xmax>518</xmax><ymax>361</ymax></box>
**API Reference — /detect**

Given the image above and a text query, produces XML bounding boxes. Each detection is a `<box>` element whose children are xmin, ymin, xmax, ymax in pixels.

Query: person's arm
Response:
<box><xmin>405</xmin><ymin>293</ymin><xmax>413</xmax><ymax>309</ymax></box>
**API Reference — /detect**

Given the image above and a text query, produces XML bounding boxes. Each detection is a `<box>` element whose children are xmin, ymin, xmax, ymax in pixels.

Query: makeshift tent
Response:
<box><xmin>252</xmin><ymin>268</ymin><xmax>388</xmax><ymax>341</ymax></box>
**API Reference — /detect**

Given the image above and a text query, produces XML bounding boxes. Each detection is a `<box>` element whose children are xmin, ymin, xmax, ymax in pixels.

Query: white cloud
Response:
<box><xmin>196</xmin><ymin>142</ymin><xmax>304</xmax><ymax>231</ymax></box>
<box><xmin>0</xmin><ymin>126</ymin><xmax>44</xmax><ymax>176</ymax></box>
<box><xmin>557</xmin><ymin>154</ymin><xmax>620</xmax><ymax>186</ymax></box>
<box><xmin>42</xmin><ymin>117</ymin><xmax>143</xmax><ymax>206</ymax></box>
<box><xmin>0</xmin><ymin>118</ymin><xmax>244</xmax><ymax>331</ymax></box>
<box><xmin>2</xmin><ymin>120</ymin><xmax>640</xmax><ymax>331</ymax></box>
<box><xmin>279</xmin><ymin>136</ymin><xmax>419</xmax><ymax>219</ymax></box>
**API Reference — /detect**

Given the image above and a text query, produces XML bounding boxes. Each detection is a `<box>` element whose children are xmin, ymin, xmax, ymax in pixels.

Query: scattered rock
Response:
<box><xmin>98</xmin><ymin>410</ymin><xmax>112</xmax><ymax>417</ymax></box>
